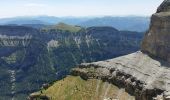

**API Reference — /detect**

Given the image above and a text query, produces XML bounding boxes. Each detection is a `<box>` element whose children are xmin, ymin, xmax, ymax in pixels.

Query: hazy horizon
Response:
<box><xmin>0</xmin><ymin>0</ymin><xmax>163</xmax><ymax>18</ymax></box>
<box><xmin>0</xmin><ymin>15</ymin><xmax>151</xmax><ymax>19</ymax></box>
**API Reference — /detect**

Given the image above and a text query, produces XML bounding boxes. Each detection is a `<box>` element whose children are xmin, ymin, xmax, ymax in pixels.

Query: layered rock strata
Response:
<box><xmin>72</xmin><ymin>1</ymin><xmax>170</xmax><ymax>100</ymax></box>
<box><xmin>72</xmin><ymin>51</ymin><xmax>170</xmax><ymax>100</ymax></box>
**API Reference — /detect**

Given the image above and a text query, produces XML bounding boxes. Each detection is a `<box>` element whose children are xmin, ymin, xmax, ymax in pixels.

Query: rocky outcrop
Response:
<box><xmin>72</xmin><ymin>51</ymin><xmax>170</xmax><ymax>100</ymax></box>
<box><xmin>0</xmin><ymin>35</ymin><xmax>32</xmax><ymax>46</ymax></box>
<box><xmin>47</xmin><ymin>40</ymin><xmax>59</xmax><ymax>50</ymax></box>
<box><xmin>157</xmin><ymin>0</ymin><xmax>170</xmax><ymax>13</ymax></box>
<box><xmin>141</xmin><ymin>0</ymin><xmax>170</xmax><ymax>63</ymax></box>
<box><xmin>27</xmin><ymin>93</ymin><xmax>49</xmax><ymax>100</ymax></box>
<box><xmin>72</xmin><ymin>1</ymin><xmax>170</xmax><ymax>100</ymax></box>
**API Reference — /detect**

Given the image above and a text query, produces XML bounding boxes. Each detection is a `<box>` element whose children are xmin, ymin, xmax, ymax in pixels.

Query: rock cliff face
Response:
<box><xmin>72</xmin><ymin>0</ymin><xmax>170</xmax><ymax>100</ymax></box>
<box><xmin>0</xmin><ymin>35</ymin><xmax>32</xmax><ymax>47</ymax></box>
<box><xmin>72</xmin><ymin>52</ymin><xmax>170</xmax><ymax>100</ymax></box>
<box><xmin>157</xmin><ymin>0</ymin><xmax>170</xmax><ymax>13</ymax></box>
<box><xmin>141</xmin><ymin>0</ymin><xmax>170</xmax><ymax>62</ymax></box>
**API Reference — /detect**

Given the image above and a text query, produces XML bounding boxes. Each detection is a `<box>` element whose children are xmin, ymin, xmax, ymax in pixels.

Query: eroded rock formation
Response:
<box><xmin>72</xmin><ymin>51</ymin><xmax>170</xmax><ymax>100</ymax></box>
<box><xmin>141</xmin><ymin>0</ymin><xmax>170</xmax><ymax>63</ymax></box>
<box><xmin>72</xmin><ymin>0</ymin><xmax>170</xmax><ymax>100</ymax></box>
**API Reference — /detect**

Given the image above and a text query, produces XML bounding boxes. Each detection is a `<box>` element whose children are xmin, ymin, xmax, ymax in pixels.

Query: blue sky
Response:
<box><xmin>0</xmin><ymin>0</ymin><xmax>164</xmax><ymax>18</ymax></box>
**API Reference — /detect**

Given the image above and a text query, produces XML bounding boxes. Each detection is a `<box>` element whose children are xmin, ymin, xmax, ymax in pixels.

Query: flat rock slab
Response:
<box><xmin>80</xmin><ymin>51</ymin><xmax>170</xmax><ymax>94</ymax></box>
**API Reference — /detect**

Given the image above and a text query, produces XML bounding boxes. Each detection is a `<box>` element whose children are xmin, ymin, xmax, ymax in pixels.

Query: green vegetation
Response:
<box><xmin>1</xmin><ymin>50</ymin><xmax>26</xmax><ymax>64</ymax></box>
<box><xmin>33</xmin><ymin>76</ymin><xmax>134</xmax><ymax>100</ymax></box>
<box><xmin>43</xmin><ymin>23</ymin><xmax>82</xmax><ymax>33</ymax></box>
<box><xmin>0</xmin><ymin>25</ymin><xmax>143</xmax><ymax>100</ymax></box>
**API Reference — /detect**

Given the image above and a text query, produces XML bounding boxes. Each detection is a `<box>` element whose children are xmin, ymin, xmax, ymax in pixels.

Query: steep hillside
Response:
<box><xmin>0</xmin><ymin>24</ymin><xmax>143</xmax><ymax>100</ymax></box>
<box><xmin>30</xmin><ymin>76</ymin><xmax>134</xmax><ymax>100</ymax></box>
<box><xmin>0</xmin><ymin>26</ymin><xmax>56</xmax><ymax>100</ymax></box>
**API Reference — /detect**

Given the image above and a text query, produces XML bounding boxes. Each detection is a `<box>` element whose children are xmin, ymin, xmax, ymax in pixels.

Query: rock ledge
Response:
<box><xmin>72</xmin><ymin>51</ymin><xmax>170</xmax><ymax>100</ymax></box>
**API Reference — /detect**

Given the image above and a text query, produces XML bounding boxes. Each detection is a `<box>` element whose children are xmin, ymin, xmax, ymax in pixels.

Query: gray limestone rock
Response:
<box><xmin>141</xmin><ymin>0</ymin><xmax>170</xmax><ymax>63</ymax></box>
<box><xmin>72</xmin><ymin>52</ymin><xmax>170</xmax><ymax>100</ymax></box>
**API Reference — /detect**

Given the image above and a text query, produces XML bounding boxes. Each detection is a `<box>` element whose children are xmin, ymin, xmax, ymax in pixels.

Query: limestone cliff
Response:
<box><xmin>72</xmin><ymin>0</ymin><xmax>170</xmax><ymax>100</ymax></box>
<box><xmin>72</xmin><ymin>52</ymin><xmax>170</xmax><ymax>100</ymax></box>
<box><xmin>141</xmin><ymin>0</ymin><xmax>170</xmax><ymax>62</ymax></box>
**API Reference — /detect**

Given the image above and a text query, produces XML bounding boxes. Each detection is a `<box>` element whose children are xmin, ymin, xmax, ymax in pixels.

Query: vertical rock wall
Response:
<box><xmin>141</xmin><ymin>0</ymin><xmax>170</xmax><ymax>62</ymax></box>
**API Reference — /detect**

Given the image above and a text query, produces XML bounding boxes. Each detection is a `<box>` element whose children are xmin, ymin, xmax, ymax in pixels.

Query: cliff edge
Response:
<box><xmin>72</xmin><ymin>51</ymin><xmax>170</xmax><ymax>100</ymax></box>
<box><xmin>141</xmin><ymin>0</ymin><xmax>170</xmax><ymax>63</ymax></box>
<box><xmin>72</xmin><ymin>0</ymin><xmax>170</xmax><ymax>100</ymax></box>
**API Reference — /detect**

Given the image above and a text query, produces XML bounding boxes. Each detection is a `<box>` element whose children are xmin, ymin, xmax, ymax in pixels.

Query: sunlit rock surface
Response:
<box><xmin>72</xmin><ymin>51</ymin><xmax>170</xmax><ymax>100</ymax></box>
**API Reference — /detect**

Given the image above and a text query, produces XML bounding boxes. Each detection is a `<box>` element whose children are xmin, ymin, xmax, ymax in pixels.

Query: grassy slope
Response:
<box><xmin>34</xmin><ymin>76</ymin><xmax>134</xmax><ymax>100</ymax></box>
<box><xmin>43</xmin><ymin>23</ymin><xmax>81</xmax><ymax>33</ymax></box>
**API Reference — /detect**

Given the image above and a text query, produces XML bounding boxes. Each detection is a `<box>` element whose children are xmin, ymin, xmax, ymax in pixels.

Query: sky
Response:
<box><xmin>0</xmin><ymin>0</ymin><xmax>164</xmax><ymax>18</ymax></box>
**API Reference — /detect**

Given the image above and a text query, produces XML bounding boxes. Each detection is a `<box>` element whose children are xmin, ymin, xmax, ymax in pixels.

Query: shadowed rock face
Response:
<box><xmin>157</xmin><ymin>0</ymin><xmax>170</xmax><ymax>13</ymax></box>
<box><xmin>141</xmin><ymin>0</ymin><xmax>170</xmax><ymax>62</ymax></box>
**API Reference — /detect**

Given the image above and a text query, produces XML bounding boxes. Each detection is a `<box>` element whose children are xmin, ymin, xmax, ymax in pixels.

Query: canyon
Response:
<box><xmin>0</xmin><ymin>25</ymin><xmax>142</xmax><ymax>99</ymax></box>
<box><xmin>33</xmin><ymin>0</ymin><xmax>170</xmax><ymax>100</ymax></box>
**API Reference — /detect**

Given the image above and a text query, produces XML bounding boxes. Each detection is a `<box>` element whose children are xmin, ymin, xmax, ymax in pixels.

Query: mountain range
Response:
<box><xmin>0</xmin><ymin>16</ymin><xmax>150</xmax><ymax>32</ymax></box>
